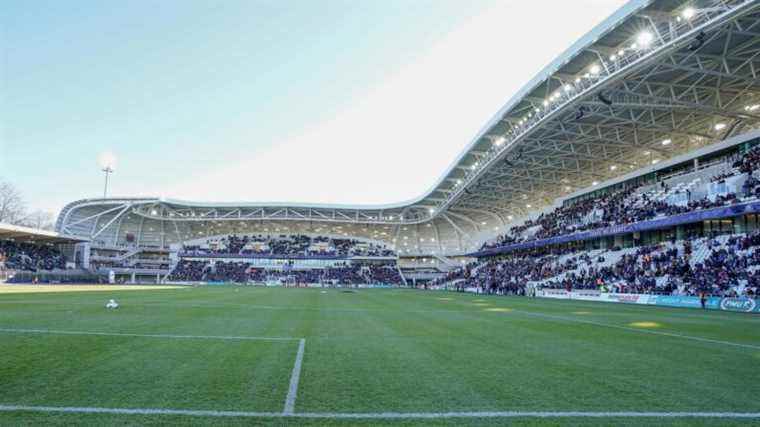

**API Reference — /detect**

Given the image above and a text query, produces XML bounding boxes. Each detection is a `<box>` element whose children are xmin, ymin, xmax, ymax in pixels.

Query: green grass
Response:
<box><xmin>0</xmin><ymin>286</ymin><xmax>759</xmax><ymax>425</ymax></box>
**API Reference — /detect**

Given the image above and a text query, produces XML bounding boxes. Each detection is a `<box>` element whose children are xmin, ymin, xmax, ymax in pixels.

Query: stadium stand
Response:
<box><xmin>167</xmin><ymin>258</ymin><xmax>402</xmax><ymax>285</ymax></box>
<box><xmin>0</xmin><ymin>223</ymin><xmax>90</xmax><ymax>283</ymax></box>
<box><xmin>0</xmin><ymin>240</ymin><xmax>66</xmax><ymax>271</ymax></box>
<box><xmin>481</xmin><ymin>145</ymin><xmax>760</xmax><ymax>251</ymax></box>
<box><xmin>426</xmin><ymin>141</ymin><xmax>760</xmax><ymax>298</ymax></box>
<box><xmin>180</xmin><ymin>234</ymin><xmax>396</xmax><ymax>258</ymax></box>
<box><xmin>443</xmin><ymin>231</ymin><xmax>760</xmax><ymax>298</ymax></box>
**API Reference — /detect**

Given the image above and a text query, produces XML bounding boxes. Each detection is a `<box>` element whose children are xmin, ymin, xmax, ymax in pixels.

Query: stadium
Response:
<box><xmin>2</xmin><ymin>0</ymin><xmax>760</xmax><ymax>424</ymax></box>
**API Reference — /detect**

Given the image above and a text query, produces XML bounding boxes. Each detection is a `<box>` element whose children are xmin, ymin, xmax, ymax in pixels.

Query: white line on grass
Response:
<box><xmin>510</xmin><ymin>310</ymin><xmax>760</xmax><ymax>350</ymax></box>
<box><xmin>283</xmin><ymin>338</ymin><xmax>306</xmax><ymax>414</ymax></box>
<box><xmin>0</xmin><ymin>327</ymin><xmax>299</xmax><ymax>342</ymax></box>
<box><xmin>0</xmin><ymin>405</ymin><xmax>759</xmax><ymax>419</ymax></box>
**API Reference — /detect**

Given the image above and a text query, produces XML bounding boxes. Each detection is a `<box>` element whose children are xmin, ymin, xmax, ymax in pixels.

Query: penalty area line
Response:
<box><xmin>0</xmin><ymin>327</ymin><xmax>299</xmax><ymax>342</ymax></box>
<box><xmin>0</xmin><ymin>405</ymin><xmax>759</xmax><ymax>419</ymax></box>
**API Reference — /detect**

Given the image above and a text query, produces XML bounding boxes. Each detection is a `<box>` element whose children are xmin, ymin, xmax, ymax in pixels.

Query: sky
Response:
<box><xmin>1</xmin><ymin>0</ymin><xmax>629</xmax><ymax>215</ymax></box>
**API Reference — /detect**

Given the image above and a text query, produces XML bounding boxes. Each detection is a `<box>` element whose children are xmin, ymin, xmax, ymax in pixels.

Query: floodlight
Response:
<box><xmin>637</xmin><ymin>31</ymin><xmax>654</xmax><ymax>47</ymax></box>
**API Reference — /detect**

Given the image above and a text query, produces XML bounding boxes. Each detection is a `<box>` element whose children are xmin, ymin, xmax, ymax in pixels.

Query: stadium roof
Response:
<box><xmin>57</xmin><ymin>0</ymin><xmax>760</xmax><ymax>256</ymax></box>
<box><xmin>0</xmin><ymin>223</ymin><xmax>88</xmax><ymax>244</ymax></box>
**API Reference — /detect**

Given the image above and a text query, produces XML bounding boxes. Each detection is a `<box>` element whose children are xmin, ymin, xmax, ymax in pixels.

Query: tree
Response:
<box><xmin>0</xmin><ymin>181</ymin><xmax>26</xmax><ymax>224</ymax></box>
<box><xmin>25</xmin><ymin>210</ymin><xmax>56</xmax><ymax>231</ymax></box>
<box><xmin>0</xmin><ymin>180</ymin><xmax>56</xmax><ymax>230</ymax></box>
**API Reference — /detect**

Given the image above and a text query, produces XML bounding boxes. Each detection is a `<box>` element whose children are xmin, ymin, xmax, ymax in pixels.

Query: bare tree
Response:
<box><xmin>0</xmin><ymin>180</ymin><xmax>57</xmax><ymax>230</ymax></box>
<box><xmin>0</xmin><ymin>181</ymin><xmax>27</xmax><ymax>224</ymax></box>
<box><xmin>25</xmin><ymin>210</ymin><xmax>56</xmax><ymax>231</ymax></box>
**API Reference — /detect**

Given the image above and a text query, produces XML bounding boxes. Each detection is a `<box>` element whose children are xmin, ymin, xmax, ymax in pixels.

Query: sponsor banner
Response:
<box><xmin>601</xmin><ymin>293</ymin><xmax>656</xmax><ymax>305</ymax></box>
<box><xmin>653</xmin><ymin>295</ymin><xmax>721</xmax><ymax>310</ymax></box>
<box><xmin>538</xmin><ymin>290</ymin><xmax>655</xmax><ymax>305</ymax></box>
<box><xmin>719</xmin><ymin>297</ymin><xmax>760</xmax><ymax>313</ymax></box>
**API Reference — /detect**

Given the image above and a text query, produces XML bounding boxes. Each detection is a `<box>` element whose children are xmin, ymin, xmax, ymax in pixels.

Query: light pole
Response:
<box><xmin>102</xmin><ymin>166</ymin><xmax>114</xmax><ymax>198</ymax></box>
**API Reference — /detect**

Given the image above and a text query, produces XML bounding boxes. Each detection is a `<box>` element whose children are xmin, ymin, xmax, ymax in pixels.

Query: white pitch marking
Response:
<box><xmin>510</xmin><ymin>310</ymin><xmax>760</xmax><ymax>350</ymax></box>
<box><xmin>0</xmin><ymin>405</ymin><xmax>759</xmax><ymax>419</ymax></box>
<box><xmin>283</xmin><ymin>338</ymin><xmax>306</xmax><ymax>414</ymax></box>
<box><xmin>0</xmin><ymin>328</ymin><xmax>299</xmax><ymax>342</ymax></box>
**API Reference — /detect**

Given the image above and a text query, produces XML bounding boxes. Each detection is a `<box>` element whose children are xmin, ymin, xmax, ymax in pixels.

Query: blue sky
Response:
<box><xmin>1</xmin><ymin>0</ymin><xmax>627</xmax><ymax>215</ymax></box>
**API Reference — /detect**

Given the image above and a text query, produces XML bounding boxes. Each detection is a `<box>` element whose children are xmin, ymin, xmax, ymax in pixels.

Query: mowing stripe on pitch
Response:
<box><xmin>0</xmin><ymin>327</ymin><xmax>299</xmax><ymax>342</ymax></box>
<box><xmin>1</xmin><ymin>405</ymin><xmax>759</xmax><ymax>419</ymax></box>
<box><xmin>510</xmin><ymin>310</ymin><xmax>760</xmax><ymax>351</ymax></box>
<box><xmin>283</xmin><ymin>338</ymin><xmax>306</xmax><ymax>414</ymax></box>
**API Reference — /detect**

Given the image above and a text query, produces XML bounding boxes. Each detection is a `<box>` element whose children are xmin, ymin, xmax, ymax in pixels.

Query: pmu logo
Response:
<box><xmin>720</xmin><ymin>298</ymin><xmax>757</xmax><ymax>312</ymax></box>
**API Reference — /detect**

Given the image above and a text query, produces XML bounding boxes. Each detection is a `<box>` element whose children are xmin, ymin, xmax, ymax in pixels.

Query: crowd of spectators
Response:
<box><xmin>482</xmin><ymin>147</ymin><xmax>760</xmax><ymax>252</ymax></box>
<box><xmin>0</xmin><ymin>240</ymin><xmax>66</xmax><ymax>272</ymax></box>
<box><xmin>167</xmin><ymin>259</ymin><xmax>403</xmax><ymax>285</ymax></box>
<box><xmin>450</xmin><ymin>231</ymin><xmax>760</xmax><ymax>298</ymax></box>
<box><xmin>181</xmin><ymin>234</ymin><xmax>395</xmax><ymax>258</ymax></box>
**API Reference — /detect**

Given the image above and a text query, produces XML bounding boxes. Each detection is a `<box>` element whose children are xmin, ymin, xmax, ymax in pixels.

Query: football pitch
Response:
<box><xmin>0</xmin><ymin>286</ymin><xmax>759</xmax><ymax>426</ymax></box>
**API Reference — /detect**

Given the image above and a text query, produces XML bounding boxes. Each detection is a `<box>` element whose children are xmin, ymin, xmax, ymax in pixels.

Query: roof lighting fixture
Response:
<box><xmin>526</xmin><ymin>204</ymin><xmax>532</xmax><ymax>208</ymax></box>
<box><xmin>745</xmin><ymin>104</ymin><xmax>759</xmax><ymax>112</ymax></box>
<box><xmin>618</xmin><ymin>49</ymin><xmax>625</xmax><ymax>56</ymax></box>
<box><xmin>714</xmin><ymin>123</ymin><xmax>726</xmax><ymax>131</ymax></box>
<box><xmin>652</xmin><ymin>159</ymin><xmax>660</xmax><ymax>165</ymax></box>
<box><xmin>543</xmin><ymin>100</ymin><xmax>549</xmax><ymax>107</ymax></box>
<box><xmin>637</xmin><ymin>31</ymin><xmax>654</xmax><ymax>47</ymax></box>
<box><xmin>590</xmin><ymin>64</ymin><xmax>601</xmax><ymax>75</ymax></box>
<box><xmin>661</xmin><ymin>139</ymin><xmax>672</xmax><ymax>145</ymax></box>
<box><xmin>609</xmin><ymin>54</ymin><xmax>617</xmax><ymax>61</ymax></box>
<box><xmin>610</xmin><ymin>165</ymin><xmax>617</xmax><ymax>171</ymax></box>
<box><xmin>643</xmin><ymin>151</ymin><xmax>651</xmax><ymax>156</ymax></box>
<box><xmin>428</xmin><ymin>208</ymin><xmax>435</xmax><ymax>214</ymax></box>
<box><xmin>575</xmin><ymin>77</ymin><xmax>581</xmax><ymax>84</ymax></box>
<box><xmin>456</xmin><ymin>179</ymin><xmax>462</xmax><ymax>185</ymax></box>
<box><xmin>565</xmin><ymin>186</ymin><xmax>572</xmax><ymax>191</ymax></box>
<box><xmin>534</xmin><ymin>107</ymin><xmax>540</xmax><ymax>113</ymax></box>
<box><xmin>507</xmin><ymin>215</ymin><xmax>514</xmax><ymax>220</ymax></box>
<box><xmin>592</xmin><ymin>181</ymin><xmax>599</xmax><ymax>186</ymax></box>
<box><xmin>682</xmin><ymin>7</ymin><xmax>696</xmax><ymax>20</ymax></box>
<box><xmin>494</xmin><ymin>136</ymin><xmax>506</xmax><ymax>146</ymax></box>
<box><xmin>563</xmin><ymin>84</ymin><xmax>572</xmax><ymax>92</ymax></box>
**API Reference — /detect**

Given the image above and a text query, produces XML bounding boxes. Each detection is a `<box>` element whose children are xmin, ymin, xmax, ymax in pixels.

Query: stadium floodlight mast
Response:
<box><xmin>102</xmin><ymin>166</ymin><xmax>114</xmax><ymax>198</ymax></box>
<box><xmin>98</xmin><ymin>151</ymin><xmax>117</xmax><ymax>198</ymax></box>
